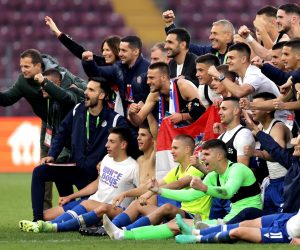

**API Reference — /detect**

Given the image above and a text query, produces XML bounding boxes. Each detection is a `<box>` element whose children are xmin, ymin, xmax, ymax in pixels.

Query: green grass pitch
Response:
<box><xmin>0</xmin><ymin>173</ymin><xmax>297</xmax><ymax>249</ymax></box>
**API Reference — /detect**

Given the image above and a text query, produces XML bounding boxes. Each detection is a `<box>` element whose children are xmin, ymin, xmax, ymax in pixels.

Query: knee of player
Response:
<box><xmin>229</xmin><ymin>228</ymin><xmax>242</xmax><ymax>239</ymax></box>
<box><xmin>159</xmin><ymin>203</ymin><xmax>176</xmax><ymax>214</ymax></box>
<box><xmin>94</xmin><ymin>204</ymin><xmax>110</xmax><ymax>216</ymax></box>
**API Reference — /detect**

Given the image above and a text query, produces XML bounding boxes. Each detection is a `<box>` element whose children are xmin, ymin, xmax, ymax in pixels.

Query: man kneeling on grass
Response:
<box><xmin>19</xmin><ymin>127</ymin><xmax>139</xmax><ymax>233</ymax></box>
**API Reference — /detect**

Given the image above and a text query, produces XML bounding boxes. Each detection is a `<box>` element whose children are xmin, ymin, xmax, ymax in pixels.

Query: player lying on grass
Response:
<box><xmin>19</xmin><ymin>127</ymin><xmax>139</xmax><ymax>233</ymax></box>
<box><xmin>174</xmin><ymin>210</ymin><xmax>300</xmax><ymax>244</ymax></box>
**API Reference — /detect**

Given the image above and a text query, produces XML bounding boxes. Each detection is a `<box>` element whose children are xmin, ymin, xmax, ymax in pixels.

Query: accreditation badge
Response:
<box><xmin>44</xmin><ymin>125</ymin><xmax>53</xmax><ymax>148</ymax></box>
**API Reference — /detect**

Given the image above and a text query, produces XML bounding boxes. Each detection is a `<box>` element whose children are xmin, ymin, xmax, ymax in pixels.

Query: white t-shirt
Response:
<box><xmin>239</xmin><ymin>65</ymin><xmax>280</xmax><ymax>101</ymax></box>
<box><xmin>240</xmin><ymin>65</ymin><xmax>292</xmax><ymax>125</ymax></box>
<box><xmin>218</xmin><ymin>124</ymin><xmax>255</xmax><ymax>156</ymax></box>
<box><xmin>198</xmin><ymin>84</ymin><xmax>221</xmax><ymax>108</ymax></box>
<box><xmin>176</xmin><ymin>64</ymin><xmax>183</xmax><ymax>77</ymax></box>
<box><xmin>89</xmin><ymin>155</ymin><xmax>139</xmax><ymax>209</ymax></box>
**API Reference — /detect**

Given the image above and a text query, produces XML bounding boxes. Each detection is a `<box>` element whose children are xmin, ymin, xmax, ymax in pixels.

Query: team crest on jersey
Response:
<box><xmin>101</xmin><ymin>120</ymin><xmax>107</xmax><ymax>127</ymax></box>
<box><xmin>137</xmin><ymin>76</ymin><xmax>142</xmax><ymax>84</ymax></box>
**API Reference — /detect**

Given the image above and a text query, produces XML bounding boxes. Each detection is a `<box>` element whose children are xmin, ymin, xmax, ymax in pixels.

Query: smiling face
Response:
<box><xmin>20</xmin><ymin>57</ymin><xmax>42</xmax><ymax>79</ymax></box>
<box><xmin>218</xmin><ymin>100</ymin><xmax>238</xmax><ymax>125</ymax></box>
<box><xmin>118</xmin><ymin>42</ymin><xmax>138</xmax><ymax>66</ymax></box>
<box><xmin>164</xmin><ymin>33</ymin><xmax>182</xmax><ymax>58</ymax></box>
<box><xmin>226</xmin><ymin>50</ymin><xmax>244</xmax><ymax>73</ymax></box>
<box><xmin>137</xmin><ymin>128</ymin><xmax>153</xmax><ymax>152</ymax></box>
<box><xmin>102</xmin><ymin>42</ymin><xmax>117</xmax><ymax>64</ymax></box>
<box><xmin>271</xmin><ymin>48</ymin><xmax>285</xmax><ymax>70</ymax></box>
<box><xmin>171</xmin><ymin>139</ymin><xmax>188</xmax><ymax>163</ymax></box>
<box><xmin>276</xmin><ymin>9</ymin><xmax>292</xmax><ymax>33</ymax></box>
<box><xmin>147</xmin><ymin>68</ymin><xmax>163</xmax><ymax>93</ymax></box>
<box><xmin>209</xmin><ymin>24</ymin><xmax>230</xmax><ymax>51</ymax></box>
<box><xmin>210</xmin><ymin>76</ymin><xmax>226</xmax><ymax>94</ymax></box>
<box><xmin>281</xmin><ymin>46</ymin><xmax>299</xmax><ymax>71</ymax></box>
<box><xmin>196</xmin><ymin>63</ymin><xmax>212</xmax><ymax>85</ymax></box>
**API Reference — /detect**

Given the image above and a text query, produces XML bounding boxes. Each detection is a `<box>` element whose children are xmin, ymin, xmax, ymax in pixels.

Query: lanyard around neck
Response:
<box><xmin>86</xmin><ymin>111</ymin><xmax>100</xmax><ymax>141</ymax></box>
<box><xmin>215</xmin><ymin>51</ymin><xmax>228</xmax><ymax>64</ymax></box>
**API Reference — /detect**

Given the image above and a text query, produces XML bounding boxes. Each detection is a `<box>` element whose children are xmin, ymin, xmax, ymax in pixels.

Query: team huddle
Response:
<box><xmin>1</xmin><ymin>2</ymin><xmax>300</xmax><ymax>245</ymax></box>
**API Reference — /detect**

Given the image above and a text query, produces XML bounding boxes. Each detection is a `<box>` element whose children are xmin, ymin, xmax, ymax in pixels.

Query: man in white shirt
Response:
<box><xmin>19</xmin><ymin>127</ymin><xmax>139</xmax><ymax>233</ymax></box>
<box><xmin>195</xmin><ymin>54</ymin><xmax>221</xmax><ymax>108</ymax></box>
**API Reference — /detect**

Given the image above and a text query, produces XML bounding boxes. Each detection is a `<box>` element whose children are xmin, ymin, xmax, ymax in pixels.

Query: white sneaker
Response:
<box><xmin>103</xmin><ymin>214</ymin><xmax>124</xmax><ymax>240</ymax></box>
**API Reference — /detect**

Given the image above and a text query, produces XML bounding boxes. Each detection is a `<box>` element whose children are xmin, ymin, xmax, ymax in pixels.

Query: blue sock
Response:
<box><xmin>125</xmin><ymin>216</ymin><xmax>151</xmax><ymax>230</ymax></box>
<box><xmin>57</xmin><ymin>211</ymin><xmax>99</xmax><ymax>232</ymax></box>
<box><xmin>200</xmin><ymin>223</ymin><xmax>239</xmax><ymax>236</ymax></box>
<box><xmin>51</xmin><ymin>204</ymin><xmax>87</xmax><ymax>223</ymax></box>
<box><xmin>200</xmin><ymin>231</ymin><xmax>236</xmax><ymax>243</ymax></box>
<box><xmin>112</xmin><ymin>212</ymin><xmax>132</xmax><ymax>228</ymax></box>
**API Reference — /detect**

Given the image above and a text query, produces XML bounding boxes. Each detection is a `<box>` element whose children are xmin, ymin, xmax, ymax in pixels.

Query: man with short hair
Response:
<box><xmin>82</xmin><ymin>35</ymin><xmax>150</xmax><ymax>113</ymax></box>
<box><xmin>165</xmin><ymin>28</ymin><xmax>198</xmax><ymax>86</ymax></box>
<box><xmin>162</xmin><ymin>10</ymin><xmax>234</xmax><ymax>64</ymax></box>
<box><xmin>102</xmin><ymin>138</ymin><xmax>262</xmax><ymax>241</ymax></box>
<box><xmin>238</xmin><ymin>4</ymin><xmax>300</xmax><ymax>61</ymax></box>
<box><xmin>195</xmin><ymin>54</ymin><xmax>221</xmax><ymax>108</ymax></box>
<box><xmin>29</xmin><ymin>77</ymin><xmax>130</xmax><ymax>221</ymax></box>
<box><xmin>103</xmin><ymin>134</ymin><xmax>211</xmax><ymax>234</ymax></box>
<box><xmin>270</xmin><ymin>41</ymin><xmax>286</xmax><ymax>71</ymax></box>
<box><xmin>208</xmin><ymin>43</ymin><xmax>280</xmax><ymax>100</ymax></box>
<box><xmin>128</xmin><ymin>62</ymin><xmax>205</xmax><ymax>127</ymax></box>
<box><xmin>210</xmin><ymin>65</ymin><xmax>238</xmax><ymax>98</ymax></box>
<box><xmin>19</xmin><ymin>127</ymin><xmax>139</xmax><ymax>233</ymax></box>
<box><xmin>244</xmin><ymin>92</ymin><xmax>291</xmax><ymax>213</ymax></box>
<box><xmin>210</xmin><ymin>97</ymin><xmax>255</xmax><ymax>219</ymax></box>
<box><xmin>150</xmin><ymin>42</ymin><xmax>168</xmax><ymax>64</ymax></box>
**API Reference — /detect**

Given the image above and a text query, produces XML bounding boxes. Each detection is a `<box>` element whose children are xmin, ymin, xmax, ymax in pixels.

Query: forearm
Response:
<box><xmin>160</xmin><ymin>187</ymin><xmax>205</xmax><ymax>202</ymax></box>
<box><xmin>43</xmin><ymin>80</ymin><xmax>77</xmax><ymax>104</ymax></box>
<box><xmin>248</xmin><ymin>39</ymin><xmax>271</xmax><ymax>61</ymax></box>
<box><xmin>69</xmin><ymin>179</ymin><xmax>98</xmax><ymax>199</ymax></box>
<box><xmin>162</xmin><ymin>176</ymin><xmax>192</xmax><ymax>190</ymax></box>
<box><xmin>247</xmin><ymin>99</ymin><xmax>275</xmax><ymax>111</ymax></box>
<box><xmin>252</xmin><ymin>149</ymin><xmax>273</xmax><ymax>161</ymax></box>
<box><xmin>222</xmin><ymin>79</ymin><xmax>248</xmax><ymax>98</ymax></box>
<box><xmin>281</xmin><ymin>101</ymin><xmax>300</xmax><ymax>110</ymax></box>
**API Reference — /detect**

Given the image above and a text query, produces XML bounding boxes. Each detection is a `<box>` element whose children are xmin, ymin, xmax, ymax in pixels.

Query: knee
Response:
<box><xmin>158</xmin><ymin>203</ymin><xmax>175</xmax><ymax>215</ymax></box>
<box><xmin>94</xmin><ymin>204</ymin><xmax>109</xmax><ymax>217</ymax></box>
<box><xmin>229</xmin><ymin>228</ymin><xmax>242</xmax><ymax>239</ymax></box>
<box><xmin>32</xmin><ymin>164</ymin><xmax>47</xmax><ymax>179</ymax></box>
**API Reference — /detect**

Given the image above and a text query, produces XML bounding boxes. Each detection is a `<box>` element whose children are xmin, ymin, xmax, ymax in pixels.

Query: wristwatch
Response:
<box><xmin>218</xmin><ymin>74</ymin><xmax>225</xmax><ymax>82</ymax></box>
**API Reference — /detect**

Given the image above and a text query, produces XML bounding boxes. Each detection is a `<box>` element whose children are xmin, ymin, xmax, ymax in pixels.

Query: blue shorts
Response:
<box><xmin>209</xmin><ymin>198</ymin><xmax>231</xmax><ymax>220</ymax></box>
<box><xmin>260</xmin><ymin>212</ymin><xmax>295</xmax><ymax>243</ymax></box>
<box><xmin>62</xmin><ymin>198</ymin><xmax>88</xmax><ymax>211</ymax></box>
<box><xmin>263</xmin><ymin>177</ymin><xmax>284</xmax><ymax>213</ymax></box>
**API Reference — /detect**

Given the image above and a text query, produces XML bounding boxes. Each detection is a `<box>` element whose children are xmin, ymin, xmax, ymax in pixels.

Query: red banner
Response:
<box><xmin>0</xmin><ymin>117</ymin><xmax>41</xmax><ymax>172</ymax></box>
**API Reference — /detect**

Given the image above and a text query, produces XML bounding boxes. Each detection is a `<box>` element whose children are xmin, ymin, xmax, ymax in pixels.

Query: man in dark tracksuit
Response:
<box><xmin>82</xmin><ymin>35</ymin><xmax>150</xmax><ymax>116</ymax></box>
<box><xmin>31</xmin><ymin>77</ymin><xmax>131</xmax><ymax>221</ymax></box>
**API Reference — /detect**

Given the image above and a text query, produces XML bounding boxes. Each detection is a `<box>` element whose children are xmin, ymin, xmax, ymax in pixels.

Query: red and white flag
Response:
<box><xmin>156</xmin><ymin>106</ymin><xmax>220</xmax><ymax>179</ymax></box>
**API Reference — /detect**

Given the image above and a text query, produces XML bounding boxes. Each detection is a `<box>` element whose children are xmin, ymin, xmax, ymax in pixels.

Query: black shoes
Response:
<box><xmin>79</xmin><ymin>225</ymin><xmax>108</xmax><ymax>236</ymax></box>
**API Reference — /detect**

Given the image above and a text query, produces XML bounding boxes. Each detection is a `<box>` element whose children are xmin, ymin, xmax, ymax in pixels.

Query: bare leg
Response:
<box><xmin>94</xmin><ymin>203</ymin><xmax>123</xmax><ymax>219</ymax></box>
<box><xmin>229</xmin><ymin>227</ymin><xmax>262</xmax><ymax>243</ymax></box>
<box><xmin>123</xmin><ymin>200</ymin><xmax>158</xmax><ymax>221</ymax></box>
<box><xmin>148</xmin><ymin>203</ymin><xmax>185</xmax><ymax>225</ymax></box>
<box><xmin>43</xmin><ymin>206</ymin><xmax>64</xmax><ymax>221</ymax></box>
<box><xmin>239</xmin><ymin>217</ymin><xmax>262</xmax><ymax>228</ymax></box>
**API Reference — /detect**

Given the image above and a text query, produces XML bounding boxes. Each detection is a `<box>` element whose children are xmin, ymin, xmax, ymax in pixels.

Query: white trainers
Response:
<box><xmin>103</xmin><ymin>214</ymin><xmax>123</xmax><ymax>240</ymax></box>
